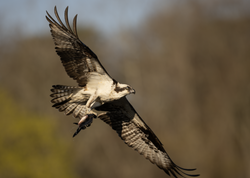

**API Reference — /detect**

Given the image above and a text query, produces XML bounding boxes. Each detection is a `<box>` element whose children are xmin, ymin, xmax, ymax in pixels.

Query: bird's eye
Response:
<box><xmin>126</xmin><ymin>86</ymin><xmax>130</xmax><ymax>90</ymax></box>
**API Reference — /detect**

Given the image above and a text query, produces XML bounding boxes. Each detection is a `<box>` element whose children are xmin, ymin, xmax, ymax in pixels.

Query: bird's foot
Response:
<box><xmin>73</xmin><ymin>113</ymin><xmax>97</xmax><ymax>137</ymax></box>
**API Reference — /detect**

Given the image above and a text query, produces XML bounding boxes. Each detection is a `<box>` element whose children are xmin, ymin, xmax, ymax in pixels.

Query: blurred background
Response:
<box><xmin>0</xmin><ymin>0</ymin><xmax>250</xmax><ymax>177</ymax></box>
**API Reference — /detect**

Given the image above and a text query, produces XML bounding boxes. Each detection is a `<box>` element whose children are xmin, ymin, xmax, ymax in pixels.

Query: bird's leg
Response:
<box><xmin>72</xmin><ymin>93</ymin><xmax>99</xmax><ymax>137</ymax></box>
<box><xmin>86</xmin><ymin>94</ymin><xmax>98</xmax><ymax>111</ymax></box>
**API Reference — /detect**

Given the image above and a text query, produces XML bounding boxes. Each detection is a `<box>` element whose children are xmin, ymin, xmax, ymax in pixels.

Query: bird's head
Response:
<box><xmin>113</xmin><ymin>82</ymin><xmax>135</xmax><ymax>98</ymax></box>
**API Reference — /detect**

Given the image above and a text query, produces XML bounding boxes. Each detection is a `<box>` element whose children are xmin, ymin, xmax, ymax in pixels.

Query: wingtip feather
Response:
<box><xmin>64</xmin><ymin>6</ymin><xmax>74</xmax><ymax>34</ymax></box>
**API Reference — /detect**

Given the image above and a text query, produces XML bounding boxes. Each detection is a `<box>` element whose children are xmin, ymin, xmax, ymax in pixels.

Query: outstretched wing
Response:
<box><xmin>95</xmin><ymin>97</ymin><xmax>199</xmax><ymax>178</ymax></box>
<box><xmin>46</xmin><ymin>6</ymin><xmax>111</xmax><ymax>86</ymax></box>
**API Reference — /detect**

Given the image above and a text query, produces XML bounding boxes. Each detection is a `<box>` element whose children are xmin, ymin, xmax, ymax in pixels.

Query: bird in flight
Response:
<box><xmin>46</xmin><ymin>6</ymin><xmax>199</xmax><ymax>177</ymax></box>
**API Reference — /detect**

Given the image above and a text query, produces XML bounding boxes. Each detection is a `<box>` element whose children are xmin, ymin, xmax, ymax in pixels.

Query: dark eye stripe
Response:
<box><xmin>114</xmin><ymin>86</ymin><xmax>126</xmax><ymax>93</ymax></box>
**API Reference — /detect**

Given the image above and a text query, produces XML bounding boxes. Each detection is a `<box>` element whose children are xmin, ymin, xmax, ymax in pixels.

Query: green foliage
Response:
<box><xmin>0</xmin><ymin>90</ymin><xmax>78</xmax><ymax>178</ymax></box>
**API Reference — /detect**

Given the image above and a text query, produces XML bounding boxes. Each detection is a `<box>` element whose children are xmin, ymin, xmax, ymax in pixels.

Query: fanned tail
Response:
<box><xmin>50</xmin><ymin>85</ymin><xmax>90</xmax><ymax>118</ymax></box>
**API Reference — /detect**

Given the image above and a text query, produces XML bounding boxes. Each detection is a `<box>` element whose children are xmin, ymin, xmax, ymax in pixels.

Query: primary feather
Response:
<box><xmin>46</xmin><ymin>6</ymin><xmax>109</xmax><ymax>86</ymax></box>
<box><xmin>96</xmin><ymin>97</ymin><xmax>199</xmax><ymax>177</ymax></box>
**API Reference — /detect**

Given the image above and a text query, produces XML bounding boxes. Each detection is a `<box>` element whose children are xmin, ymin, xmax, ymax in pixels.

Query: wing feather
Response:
<box><xmin>73</xmin><ymin>15</ymin><xmax>78</xmax><ymax>38</ymax></box>
<box><xmin>64</xmin><ymin>7</ymin><xmax>74</xmax><ymax>34</ymax></box>
<box><xmin>46</xmin><ymin>6</ymin><xmax>111</xmax><ymax>86</ymax></box>
<box><xmin>96</xmin><ymin>97</ymin><xmax>199</xmax><ymax>177</ymax></box>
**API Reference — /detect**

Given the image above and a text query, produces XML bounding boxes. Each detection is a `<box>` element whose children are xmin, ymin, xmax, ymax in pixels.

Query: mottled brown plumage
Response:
<box><xmin>46</xmin><ymin>6</ymin><xmax>109</xmax><ymax>87</ymax></box>
<box><xmin>46</xmin><ymin>6</ymin><xmax>199</xmax><ymax>177</ymax></box>
<box><xmin>96</xmin><ymin>97</ymin><xmax>199</xmax><ymax>177</ymax></box>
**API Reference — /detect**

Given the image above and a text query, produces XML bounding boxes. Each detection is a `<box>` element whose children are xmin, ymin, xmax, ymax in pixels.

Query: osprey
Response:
<box><xmin>46</xmin><ymin>6</ymin><xmax>199</xmax><ymax>177</ymax></box>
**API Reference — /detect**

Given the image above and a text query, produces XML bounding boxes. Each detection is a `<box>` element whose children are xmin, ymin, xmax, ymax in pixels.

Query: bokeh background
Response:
<box><xmin>0</xmin><ymin>0</ymin><xmax>250</xmax><ymax>178</ymax></box>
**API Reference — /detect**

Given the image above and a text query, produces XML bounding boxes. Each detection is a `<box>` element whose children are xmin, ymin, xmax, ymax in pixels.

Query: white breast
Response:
<box><xmin>86</xmin><ymin>72</ymin><xmax>114</xmax><ymax>102</ymax></box>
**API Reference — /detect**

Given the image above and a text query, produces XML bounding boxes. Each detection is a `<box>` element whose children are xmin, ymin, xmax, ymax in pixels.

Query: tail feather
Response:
<box><xmin>77</xmin><ymin>106</ymin><xmax>89</xmax><ymax>118</ymax></box>
<box><xmin>65</xmin><ymin>103</ymin><xmax>78</xmax><ymax>115</ymax></box>
<box><xmin>51</xmin><ymin>85</ymin><xmax>80</xmax><ymax>104</ymax></box>
<box><xmin>50</xmin><ymin>85</ymin><xmax>89</xmax><ymax>117</ymax></box>
<box><xmin>73</xmin><ymin>104</ymin><xmax>87</xmax><ymax>118</ymax></box>
<box><xmin>51</xmin><ymin>95</ymin><xmax>71</xmax><ymax>104</ymax></box>
<box><xmin>53</xmin><ymin>99</ymin><xmax>71</xmax><ymax>112</ymax></box>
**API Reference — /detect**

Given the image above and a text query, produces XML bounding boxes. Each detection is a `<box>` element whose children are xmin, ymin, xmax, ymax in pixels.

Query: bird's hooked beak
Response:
<box><xmin>130</xmin><ymin>88</ymin><xmax>136</xmax><ymax>94</ymax></box>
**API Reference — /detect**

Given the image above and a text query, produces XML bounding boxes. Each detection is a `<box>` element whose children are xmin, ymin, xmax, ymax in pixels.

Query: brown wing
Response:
<box><xmin>46</xmin><ymin>6</ymin><xmax>111</xmax><ymax>86</ymax></box>
<box><xmin>95</xmin><ymin>97</ymin><xmax>199</xmax><ymax>177</ymax></box>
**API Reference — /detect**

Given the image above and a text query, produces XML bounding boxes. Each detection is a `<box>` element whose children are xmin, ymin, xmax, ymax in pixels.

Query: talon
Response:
<box><xmin>92</xmin><ymin>114</ymin><xmax>97</xmax><ymax>119</ymax></box>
